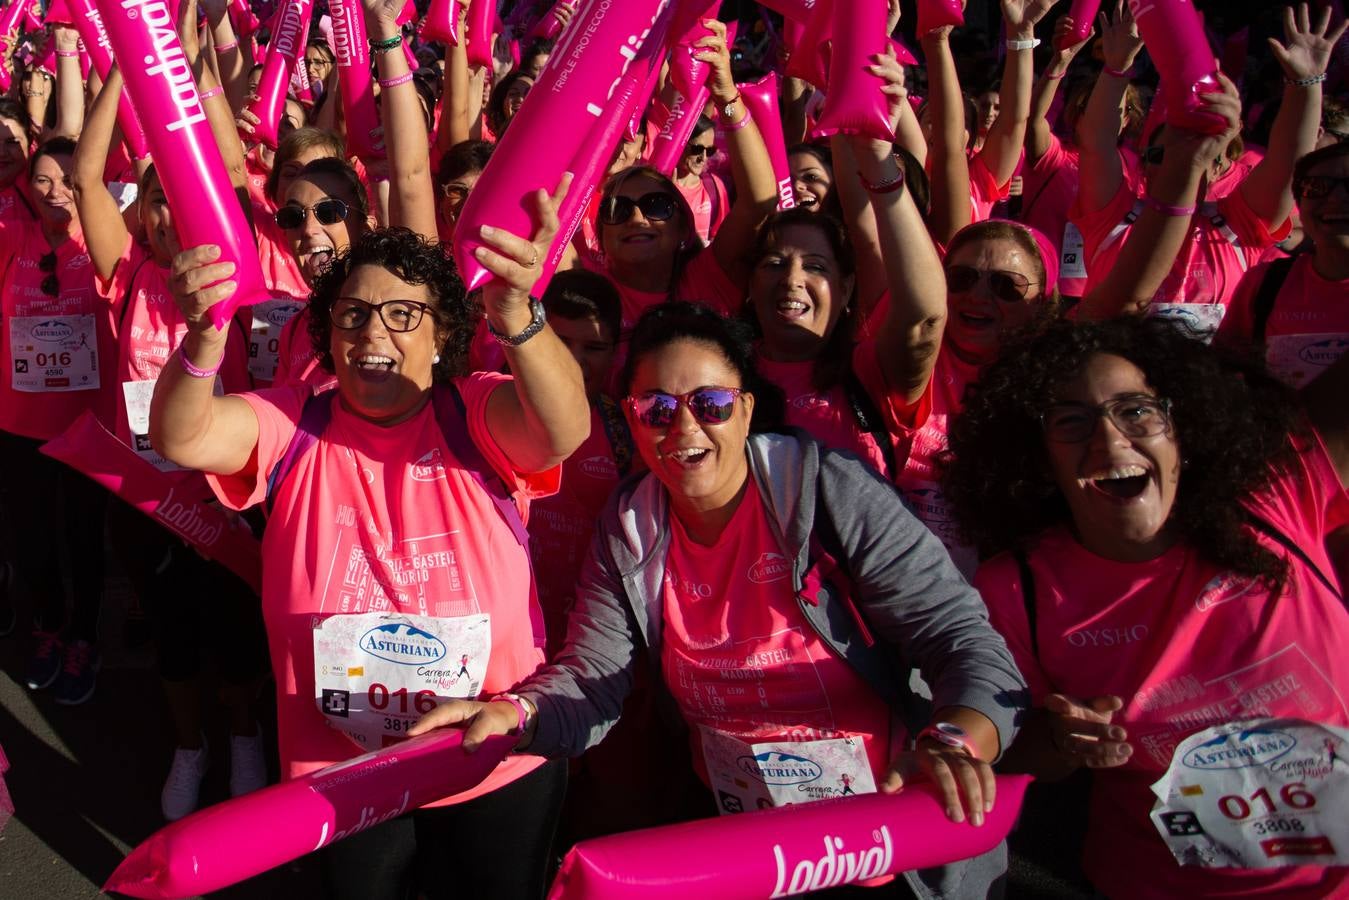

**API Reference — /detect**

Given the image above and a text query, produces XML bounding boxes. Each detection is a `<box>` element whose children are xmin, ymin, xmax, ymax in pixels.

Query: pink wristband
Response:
<box><xmin>378</xmin><ymin>71</ymin><xmax>414</xmax><ymax>89</ymax></box>
<box><xmin>214</xmin><ymin>39</ymin><xmax>239</xmax><ymax>52</ymax></box>
<box><xmin>1145</xmin><ymin>195</ymin><xmax>1196</xmax><ymax>217</ymax></box>
<box><xmin>177</xmin><ymin>345</ymin><xmax>222</xmax><ymax>379</ymax></box>
<box><xmin>1102</xmin><ymin>64</ymin><xmax>1132</xmax><ymax>79</ymax></box>
<box><xmin>721</xmin><ymin>109</ymin><xmax>752</xmax><ymax>133</ymax></box>
<box><xmin>56</xmin><ymin>49</ymin><xmax>79</xmax><ymax>58</ymax></box>
<box><xmin>199</xmin><ymin>86</ymin><xmax>223</xmax><ymax>101</ymax></box>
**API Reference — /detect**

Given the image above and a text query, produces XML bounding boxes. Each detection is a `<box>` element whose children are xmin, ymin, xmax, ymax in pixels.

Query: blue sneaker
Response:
<box><xmin>24</xmin><ymin>631</ymin><xmax>64</xmax><ymax>690</ymax></box>
<box><xmin>52</xmin><ymin>640</ymin><xmax>100</xmax><ymax>705</ymax></box>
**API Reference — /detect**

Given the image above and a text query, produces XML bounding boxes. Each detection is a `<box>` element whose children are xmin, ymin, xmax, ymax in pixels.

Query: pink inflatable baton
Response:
<box><xmin>549</xmin><ymin>776</ymin><xmax>1031</xmax><ymax>900</ymax></box>
<box><xmin>97</xmin><ymin>0</ymin><xmax>269</xmax><ymax>328</ymax></box>
<box><xmin>666</xmin><ymin>0</ymin><xmax>717</xmax><ymax>101</ymax></box>
<box><xmin>890</xmin><ymin>36</ymin><xmax>917</xmax><ymax>66</ymax></box>
<box><xmin>812</xmin><ymin>0</ymin><xmax>893</xmax><ymax>142</ymax></box>
<box><xmin>917</xmin><ymin>0</ymin><xmax>963</xmax><ymax>37</ymax></box>
<box><xmin>526</xmin><ymin>0</ymin><xmax>579</xmax><ymax>42</ymax></box>
<box><xmin>452</xmin><ymin>0</ymin><xmax>672</xmax><ymax>291</ymax></box>
<box><xmin>105</xmin><ymin>731</ymin><xmax>515</xmax><ymax>899</ymax></box>
<box><xmin>739</xmin><ymin>72</ymin><xmax>795</xmax><ymax>210</ymax></box>
<box><xmin>464</xmin><ymin>0</ymin><xmax>492</xmax><ymax>69</ymax></box>
<box><xmin>228</xmin><ymin>0</ymin><xmax>260</xmax><ymax>36</ymax></box>
<box><xmin>241</xmin><ymin>0</ymin><xmax>314</xmax><ymax>150</ymax></box>
<box><xmin>1129</xmin><ymin>0</ymin><xmax>1225</xmax><ymax>134</ymax></box>
<box><xmin>419</xmin><ymin>0</ymin><xmax>461</xmax><ymax>46</ymax></box>
<box><xmin>647</xmin><ymin>83</ymin><xmax>709</xmax><ymax>174</ymax></box>
<box><xmin>45</xmin><ymin>0</ymin><xmax>74</xmax><ymax>25</ymax></box>
<box><xmin>396</xmin><ymin>0</ymin><xmax>415</xmax><ymax>27</ymax></box>
<box><xmin>329</xmin><ymin>0</ymin><xmax>384</xmax><ymax>160</ymax></box>
<box><xmin>68</xmin><ymin>0</ymin><xmax>151</xmax><ymax>159</ymax></box>
<box><xmin>1057</xmin><ymin>0</ymin><xmax>1100</xmax><ymax>49</ymax></box>
<box><xmin>783</xmin><ymin>0</ymin><xmax>829</xmax><ymax>87</ymax></box>
<box><xmin>41</xmin><ymin>412</ymin><xmax>262</xmax><ymax>592</ymax></box>
<box><xmin>756</xmin><ymin>0</ymin><xmax>818</xmax><ymax>23</ymax></box>
<box><xmin>291</xmin><ymin>49</ymin><xmax>313</xmax><ymax>104</ymax></box>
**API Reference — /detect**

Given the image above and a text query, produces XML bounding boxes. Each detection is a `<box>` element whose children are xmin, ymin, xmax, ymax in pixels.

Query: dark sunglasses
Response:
<box><xmin>625</xmin><ymin>387</ymin><xmax>743</xmax><ymax>429</ymax></box>
<box><xmin>600</xmin><ymin>191</ymin><xmax>678</xmax><ymax>227</ymax></box>
<box><xmin>329</xmin><ymin>297</ymin><xmax>432</xmax><ymax>333</ymax></box>
<box><xmin>945</xmin><ymin>265</ymin><xmax>1039</xmax><ymax>303</ymax></box>
<box><xmin>1296</xmin><ymin>174</ymin><xmax>1349</xmax><ymax>200</ymax></box>
<box><xmin>38</xmin><ymin>251</ymin><xmax>57</xmax><ymax>296</ymax></box>
<box><xmin>1141</xmin><ymin>146</ymin><xmax>1164</xmax><ymax>166</ymax></box>
<box><xmin>275</xmin><ymin>197</ymin><xmax>350</xmax><ymax>231</ymax></box>
<box><xmin>684</xmin><ymin>145</ymin><xmax>713</xmax><ymax>159</ymax></box>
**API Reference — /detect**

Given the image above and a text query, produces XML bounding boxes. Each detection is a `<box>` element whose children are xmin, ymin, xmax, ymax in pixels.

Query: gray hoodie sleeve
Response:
<box><xmin>817</xmin><ymin>451</ymin><xmax>1029</xmax><ymax>758</ymax></box>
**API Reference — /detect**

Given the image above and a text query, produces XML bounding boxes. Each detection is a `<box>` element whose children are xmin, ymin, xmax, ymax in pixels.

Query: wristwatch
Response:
<box><xmin>917</xmin><ymin>721</ymin><xmax>980</xmax><ymax>760</ymax></box>
<box><xmin>488</xmin><ymin>296</ymin><xmax>547</xmax><ymax>347</ymax></box>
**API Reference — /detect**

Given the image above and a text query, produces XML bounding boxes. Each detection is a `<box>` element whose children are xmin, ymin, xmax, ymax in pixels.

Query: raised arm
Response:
<box><xmin>204</xmin><ymin>0</ymin><xmax>250</xmax><ymax>114</ymax></box>
<box><xmin>434</xmin><ymin>0</ymin><xmax>473</xmax><ymax>156</ymax></box>
<box><xmin>1079</xmin><ymin>75</ymin><xmax>1243</xmax><ymax>319</ymax></box>
<box><xmin>921</xmin><ymin>26</ymin><xmax>972</xmax><ymax>246</ymax></box>
<box><xmin>976</xmin><ymin>0</ymin><xmax>1056</xmax><ymax>186</ymax></box>
<box><xmin>1240</xmin><ymin>4</ymin><xmax>1345</xmax><ymax>228</ymax></box>
<box><xmin>1076</xmin><ymin>0</ymin><xmax>1142</xmax><ymax>215</ymax></box>
<box><xmin>71</xmin><ymin>67</ymin><xmax>131</xmax><ymax>280</ymax></box>
<box><xmin>703</xmin><ymin>19</ymin><xmax>780</xmax><ymax>285</ymax></box>
<box><xmin>1027</xmin><ymin>16</ymin><xmax>1092</xmax><ymax>165</ymax></box>
<box><xmin>51</xmin><ymin>26</ymin><xmax>84</xmax><ymax>139</ymax></box>
<box><xmin>364</xmin><ymin>0</ymin><xmax>437</xmax><ymax>239</ymax></box>
<box><xmin>182</xmin><ymin>0</ymin><xmax>249</xmax><ymax>192</ymax></box>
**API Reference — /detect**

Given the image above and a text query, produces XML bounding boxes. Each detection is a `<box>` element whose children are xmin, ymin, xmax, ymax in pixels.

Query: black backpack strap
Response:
<box><xmin>595</xmin><ymin>393</ymin><xmax>634</xmax><ymax>477</ymax></box>
<box><xmin>842</xmin><ymin>370</ymin><xmax>899</xmax><ymax>481</ymax></box>
<box><xmin>1251</xmin><ymin>256</ymin><xmax>1298</xmax><ymax>346</ymax></box>
<box><xmin>265</xmin><ymin>389</ymin><xmax>338</xmax><ymax>515</ymax></box>
<box><xmin>1246</xmin><ymin>512</ymin><xmax>1344</xmax><ymax>604</ymax></box>
<box><xmin>1012</xmin><ymin>549</ymin><xmax>1039</xmax><ymax>662</ymax></box>
<box><xmin>430</xmin><ymin>382</ymin><xmax>530</xmax><ymax>548</ymax></box>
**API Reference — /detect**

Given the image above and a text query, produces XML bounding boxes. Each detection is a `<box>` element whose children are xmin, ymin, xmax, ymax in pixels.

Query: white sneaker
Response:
<box><xmin>229</xmin><ymin>730</ymin><xmax>268</xmax><ymax>797</ymax></box>
<box><xmin>161</xmin><ymin>741</ymin><xmax>209</xmax><ymax>821</ymax></box>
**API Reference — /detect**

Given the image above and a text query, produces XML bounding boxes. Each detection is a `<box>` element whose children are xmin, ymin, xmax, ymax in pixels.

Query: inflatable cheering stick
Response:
<box><xmin>240</xmin><ymin>0</ymin><xmax>314</xmax><ymax>150</ymax></box>
<box><xmin>917</xmin><ymin>0</ymin><xmax>963</xmax><ymax>36</ymax></box>
<box><xmin>739</xmin><ymin>72</ymin><xmax>795</xmax><ymax>210</ymax></box>
<box><xmin>420</xmin><ymin>0</ymin><xmax>461</xmax><ymax>46</ymax></box>
<box><xmin>328</xmin><ymin>0</ymin><xmax>384</xmax><ymax>160</ymax></box>
<box><xmin>526</xmin><ymin>0</ymin><xmax>580</xmax><ymax>42</ymax></box>
<box><xmin>1130</xmin><ymin>0</ymin><xmax>1226</xmax><ymax>134</ymax></box>
<box><xmin>1057</xmin><ymin>0</ymin><xmax>1100</xmax><ymax>49</ymax></box>
<box><xmin>813</xmin><ymin>0</ymin><xmax>894</xmax><ymax>141</ymax></box>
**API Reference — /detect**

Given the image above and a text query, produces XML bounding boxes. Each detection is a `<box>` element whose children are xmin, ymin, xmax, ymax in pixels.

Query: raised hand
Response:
<box><xmin>1097</xmin><ymin>0</ymin><xmax>1142</xmax><ymax>72</ymax></box>
<box><xmin>1001</xmin><ymin>0</ymin><xmax>1058</xmax><ymax>39</ymax></box>
<box><xmin>694</xmin><ymin>18</ymin><xmax>737</xmax><ymax>104</ymax></box>
<box><xmin>475</xmin><ymin>172</ymin><xmax>572</xmax><ymax>312</ymax></box>
<box><xmin>1269</xmin><ymin>3</ymin><xmax>1347</xmax><ymax>83</ymax></box>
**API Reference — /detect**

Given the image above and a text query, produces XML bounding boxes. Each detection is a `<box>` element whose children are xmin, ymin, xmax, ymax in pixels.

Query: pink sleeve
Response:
<box><xmin>1219</xmin><ymin>188</ymin><xmax>1292</xmax><ymax>250</ymax></box>
<box><xmin>974</xmin><ymin>555</ymin><xmax>1056</xmax><ymax>700</ymax></box>
<box><xmin>1245</xmin><ymin>430</ymin><xmax>1349</xmax><ymax>557</ymax></box>
<box><xmin>1069</xmin><ymin>181</ymin><xmax>1135</xmax><ymax>268</ymax></box>
<box><xmin>206</xmin><ymin>385</ymin><xmax>310</xmax><ymax>511</ymax></box>
<box><xmin>852</xmin><ymin>338</ymin><xmax>932</xmax><ymax>434</ymax></box>
<box><xmin>455</xmin><ymin>372</ymin><xmax>562</xmax><ymax>502</ymax></box>
<box><xmin>1215</xmin><ymin>260</ymin><xmax>1268</xmax><ymax>348</ymax></box>
<box><xmin>94</xmin><ymin>232</ymin><xmax>140</xmax><ymax>305</ymax></box>
<box><xmin>969</xmin><ymin>154</ymin><xmax>1010</xmax><ymax>204</ymax></box>
<box><xmin>1028</xmin><ymin>132</ymin><xmax>1067</xmax><ymax>176</ymax></box>
<box><xmin>678</xmin><ymin>249</ymin><xmax>745</xmax><ymax>319</ymax></box>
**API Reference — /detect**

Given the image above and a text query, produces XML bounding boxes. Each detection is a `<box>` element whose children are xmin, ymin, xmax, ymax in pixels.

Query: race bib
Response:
<box><xmin>1149</xmin><ymin>718</ymin><xmax>1349</xmax><ymax>869</ymax></box>
<box><xmin>1149</xmin><ymin>303</ymin><xmax>1226</xmax><ymax>345</ymax></box>
<box><xmin>1264</xmin><ymin>334</ymin><xmax>1349</xmax><ymax>389</ymax></box>
<box><xmin>246</xmin><ymin>298</ymin><xmax>304</xmax><ymax>383</ymax></box>
<box><xmin>700</xmin><ymin>727</ymin><xmax>877</xmax><ymax>816</ymax></box>
<box><xmin>1060</xmin><ymin>222</ymin><xmax>1087</xmax><ymax>280</ymax></box>
<box><xmin>313</xmin><ymin>611</ymin><xmax>491</xmax><ymax>751</ymax></box>
<box><xmin>9</xmin><ymin>314</ymin><xmax>99</xmax><ymax>392</ymax></box>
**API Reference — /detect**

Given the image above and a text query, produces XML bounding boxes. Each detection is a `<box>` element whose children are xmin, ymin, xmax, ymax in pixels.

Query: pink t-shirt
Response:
<box><xmin>662</xmin><ymin>488</ymin><xmax>895</xmax><ymax>784</ymax></box>
<box><xmin>207</xmin><ymin>375</ymin><xmax>561</xmax><ymax>804</ymax></box>
<box><xmin>255</xmin><ymin>214</ymin><xmax>310</xmax><ymax>304</ymax></box>
<box><xmin>974</xmin><ymin>438</ymin><xmax>1349</xmax><ymax>900</ymax></box>
<box><xmin>270</xmin><ymin>305</ymin><xmax>330</xmax><ymax>389</ymax></box>
<box><xmin>675</xmin><ymin>173</ymin><xmax>729</xmax><ymax>246</ymax></box>
<box><xmin>969</xmin><ymin>154</ymin><xmax>1011</xmax><ymax>223</ymax></box>
<box><xmin>0</xmin><ymin>183</ymin><xmax>35</xmax><ymax>228</ymax></box>
<box><xmin>1218</xmin><ymin>254</ymin><xmax>1349</xmax><ymax>388</ymax></box>
<box><xmin>1071</xmin><ymin>181</ymin><xmax>1290</xmax><ymax>316</ymax></box>
<box><xmin>0</xmin><ymin>222</ymin><xmax>114</xmax><ymax>439</ymax></box>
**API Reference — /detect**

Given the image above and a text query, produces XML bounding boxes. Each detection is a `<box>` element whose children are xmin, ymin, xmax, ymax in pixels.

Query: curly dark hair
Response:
<box><xmin>942</xmin><ymin>316</ymin><xmax>1305</xmax><ymax>586</ymax></box>
<box><xmin>307</xmin><ymin>227</ymin><xmax>475</xmax><ymax>382</ymax></box>
<box><xmin>621</xmin><ymin>301</ymin><xmax>785</xmax><ymax>433</ymax></box>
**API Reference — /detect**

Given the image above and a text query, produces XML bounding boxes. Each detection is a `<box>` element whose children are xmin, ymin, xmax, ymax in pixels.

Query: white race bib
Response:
<box><xmin>247</xmin><ymin>298</ymin><xmax>304</xmax><ymax>383</ymax></box>
<box><xmin>1149</xmin><ymin>718</ymin><xmax>1349</xmax><ymax>869</ymax></box>
<box><xmin>9</xmin><ymin>314</ymin><xmax>99</xmax><ymax>392</ymax></box>
<box><xmin>1149</xmin><ymin>303</ymin><xmax>1226</xmax><ymax>345</ymax></box>
<box><xmin>1264</xmin><ymin>334</ymin><xmax>1349</xmax><ymax>389</ymax></box>
<box><xmin>700</xmin><ymin>727</ymin><xmax>877</xmax><ymax>815</ymax></box>
<box><xmin>314</xmin><ymin>611</ymin><xmax>491</xmax><ymax>751</ymax></box>
<box><xmin>1060</xmin><ymin>222</ymin><xmax>1087</xmax><ymax>280</ymax></box>
<box><xmin>122</xmin><ymin>376</ymin><xmax>222</xmax><ymax>472</ymax></box>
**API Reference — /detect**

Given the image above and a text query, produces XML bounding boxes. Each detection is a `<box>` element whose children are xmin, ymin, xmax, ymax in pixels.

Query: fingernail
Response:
<box><xmin>972</xmin><ymin>811</ymin><xmax>984</xmax><ymax>827</ymax></box>
<box><xmin>480</xmin><ymin>224</ymin><xmax>495</xmax><ymax>236</ymax></box>
<box><xmin>948</xmin><ymin>807</ymin><xmax>963</xmax><ymax>823</ymax></box>
<box><xmin>474</xmin><ymin>247</ymin><xmax>487</xmax><ymax>258</ymax></box>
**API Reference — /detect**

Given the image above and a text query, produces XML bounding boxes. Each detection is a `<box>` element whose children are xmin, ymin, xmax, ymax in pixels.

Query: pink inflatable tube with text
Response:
<box><xmin>917</xmin><ymin>0</ymin><xmax>963</xmax><ymax>37</ymax></box>
<box><xmin>646</xmin><ymin>82</ymin><xmax>709</xmax><ymax>175</ymax></box>
<box><xmin>105</xmin><ymin>731</ymin><xmax>515</xmax><ymax>899</ymax></box>
<box><xmin>812</xmin><ymin>0</ymin><xmax>893</xmax><ymax>141</ymax></box>
<box><xmin>739</xmin><ymin>72</ymin><xmax>795</xmax><ymax>210</ymax></box>
<box><xmin>549</xmin><ymin>776</ymin><xmax>1031</xmax><ymax>900</ymax></box>
<box><xmin>97</xmin><ymin>0</ymin><xmax>269</xmax><ymax>328</ymax></box>
<box><xmin>66</xmin><ymin>0</ymin><xmax>151</xmax><ymax>159</ymax></box>
<box><xmin>328</xmin><ymin>0</ymin><xmax>385</xmax><ymax>161</ymax></box>
<box><xmin>241</xmin><ymin>0</ymin><xmax>314</xmax><ymax>150</ymax></box>
<box><xmin>1129</xmin><ymin>0</ymin><xmax>1225</xmax><ymax>133</ymax></box>
<box><xmin>453</xmin><ymin>0</ymin><xmax>672</xmax><ymax>291</ymax></box>
<box><xmin>41</xmin><ymin>412</ymin><xmax>261</xmax><ymax>593</ymax></box>
<box><xmin>419</xmin><ymin>0</ymin><xmax>461</xmax><ymax>46</ymax></box>
<box><xmin>1057</xmin><ymin>0</ymin><xmax>1100</xmax><ymax>49</ymax></box>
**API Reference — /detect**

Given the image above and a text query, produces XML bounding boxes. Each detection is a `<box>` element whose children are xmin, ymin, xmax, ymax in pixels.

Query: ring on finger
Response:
<box><xmin>527</xmin><ymin>250</ymin><xmax>540</xmax><ymax>268</ymax></box>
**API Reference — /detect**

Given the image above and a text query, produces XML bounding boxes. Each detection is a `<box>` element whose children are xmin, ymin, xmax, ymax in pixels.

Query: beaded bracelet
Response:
<box><xmin>1286</xmin><ymin>72</ymin><xmax>1327</xmax><ymax>87</ymax></box>
<box><xmin>860</xmin><ymin>166</ymin><xmax>905</xmax><ymax>195</ymax></box>
<box><xmin>378</xmin><ymin>71</ymin><xmax>413</xmax><ymax>89</ymax></box>
<box><xmin>177</xmin><ymin>345</ymin><xmax>222</xmax><ymax>379</ymax></box>
<box><xmin>1145</xmin><ymin>195</ymin><xmax>1196</xmax><ymax>217</ymax></box>
<box><xmin>370</xmin><ymin>33</ymin><xmax>404</xmax><ymax>53</ymax></box>
<box><xmin>199</xmin><ymin>85</ymin><xmax>223</xmax><ymax>101</ymax></box>
<box><xmin>214</xmin><ymin>39</ymin><xmax>239</xmax><ymax>52</ymax></box>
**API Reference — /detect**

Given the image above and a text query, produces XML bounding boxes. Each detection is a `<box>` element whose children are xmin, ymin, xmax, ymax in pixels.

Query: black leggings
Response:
<box><xmin>318</xmin><ymin>757</ymin><xmax>568</xmax><ymax>900</ymax></box>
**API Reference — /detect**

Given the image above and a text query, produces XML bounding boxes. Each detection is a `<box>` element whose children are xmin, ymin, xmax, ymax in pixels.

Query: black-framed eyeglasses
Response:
<box><xmin>684</xmin><ymin>144</ymin><xmax>713</xmax><ymax>159</ymax></box>
<box><xmin>1296</xmin><ymin>174</ymin><xmax>1349</xmax><ymax>200</ymax></box>
<box><xmin>275</xmin><ymin>197</ymin><xmax>350</xmax><ymax>231</ymax></box>
<box><xmin>38</xmin><ymin>251</ymin><xmax>57</xmax><ymax>296</ymax></box>
<box><xmin>1040</xmin><ymin>395</ymin><xmax>1172</xmax><ymax>444</ymax></box>
<box><xmin>1141</xmin><ymin>145</ymin><xmax>1164</xmax><ymax>166</ymax></box>
<box><xmin>945</xmin><ymin>265</ymin><xmax>1039</xmax><ymax>303</ymax></box>
<box><xmin>600</xmin><ymin>191</ymin><xmax>678</xmax><ymax>226</ymax></box>
<box><xmin>625</xmin><ymin>387</ymin><xmax>744</xmax><ymax>429</ymax></box>
<box><xmin>329</xmin><ymin>297</ymin><xmax>432</xmax><ymax>333</ymax></box>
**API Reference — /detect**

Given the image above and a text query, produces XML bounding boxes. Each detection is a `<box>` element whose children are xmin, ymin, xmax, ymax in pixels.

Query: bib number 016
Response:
<box><xmin>367</xmin><ymin>682</ymin><xmax>437</xmax><ymax>715</ymax></box>
<box><xmin>1217</xmin><ymin>782</ymin><xmax>1316</xmax><ymax>820</ymax></box>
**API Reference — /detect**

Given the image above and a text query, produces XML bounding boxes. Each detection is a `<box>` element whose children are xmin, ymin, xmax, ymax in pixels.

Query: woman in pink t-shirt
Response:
<box><xmin>673</xmin><ymin>116</ymin><xmax>729</xmax><ymax>246</ymax></box>
<box><xmin>943</xmin><ymin>316</ymin><xmax>1349</xmax><ymax>898</ymax></box>
<box><xmin>156</xmin><ymin>202</ymin><xmax>589</xmax><ymax>894</ymax></box>
<box><xmin>0</xmin><ymin>98</ymin><xmax>35</xmax><ymax>229</ymax></box>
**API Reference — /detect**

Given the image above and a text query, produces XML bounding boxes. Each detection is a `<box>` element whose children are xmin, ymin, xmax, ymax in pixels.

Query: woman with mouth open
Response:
<box><xmin>942</xmin><ymin>315</ymin><xmax>1349</xmax><ymax>899</ymax></box>
<box><xmin>410</xmin><ymin>301</ymin><xmax>1028</xmax><ymax>900</ymax></box>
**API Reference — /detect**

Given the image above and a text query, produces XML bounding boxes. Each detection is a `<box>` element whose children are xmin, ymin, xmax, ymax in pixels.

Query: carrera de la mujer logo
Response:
<box><xmin>359</xmin><ymin>623</ymin><xmax>447</xmax><ymax>666</ymax></box>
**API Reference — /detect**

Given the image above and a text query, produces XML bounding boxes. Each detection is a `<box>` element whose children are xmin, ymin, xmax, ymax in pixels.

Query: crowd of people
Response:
<box><xmin>2</xmin><ymin>0</ymin><xmax>1348</xmax><ymax>897</ymax></box>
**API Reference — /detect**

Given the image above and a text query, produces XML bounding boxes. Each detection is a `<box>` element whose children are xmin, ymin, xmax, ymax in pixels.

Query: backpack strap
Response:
<box><xmin>116</xmin><ymin>255</ymin><xmax>155</xmax><ymax>335</ymax></box>
<box><xmin>429</xmin><ymin>382</ymin><xmax>530</xmax><ymax>548</ymax></box>
<box><xmin>265</xmin><ymin>388</ymin><xmax>338</xmax><ymax>515</ymax></box>
<box><xmin>1246</xmin><ymin>511</ymin><xmax>1344</xmax><ymax>605</ymax></box>
<box><xmin>841</xmin><ymin>370</ymin><xmax>899</xmax><ymax>481</ymax></box>
<box><xmin>1250</xmin><ymin>255</ymin><xmax>1298</xmax><ymax>346</ymax></box>
<box><xmin>595</xmin><ymin>393</ymin><xmax>634</xmax><ymax>478</ymax></box>
<box><xmin>1012</xmin><ymin>549</ymin><xmax>1039</xmax><ymax>661</ymax></box>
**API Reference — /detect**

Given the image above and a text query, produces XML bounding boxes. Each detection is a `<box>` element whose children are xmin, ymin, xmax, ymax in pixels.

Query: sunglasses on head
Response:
<box><xmin>625</xmin><ymin>387</ymin><xmax>743</xmax><ymax>429</ymax></box>
<box><xmin>945</xmin><ymin>265</ymin><xmax>1039</xmax><ymax>303</ymax></box>
<box><xmin>684</xmin><ymin>145</ymin><xmax>713</xmax><ymax>159</ymax></box>
<box><xmin>274</xmin><ymin>197</ymin><xmax>350</xmax><ymax>231</ymax></box>
<box><xmin>1296</xmin><ymin>174</ymin><xmax>1349</xmax><ymax>200</ymax></box>
<box><xmin>600</xmin><ymin>191</ymin><xmax>678</xmax><ymax>227</ymax></box>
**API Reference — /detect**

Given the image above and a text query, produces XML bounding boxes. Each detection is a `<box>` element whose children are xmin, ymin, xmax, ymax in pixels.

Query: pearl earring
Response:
<box><xmin>433</xmin><ymin>354</ymin><xmax>441</xmax><ymax>364</ymax></box>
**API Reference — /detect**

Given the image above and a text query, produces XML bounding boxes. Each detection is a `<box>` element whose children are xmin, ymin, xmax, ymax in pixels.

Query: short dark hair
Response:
<box><xmin>487</xmin><ymin>71</ymin><xmax>533</xmax><ymax>135</ymax></box>
<box><xmin>1294</xmin><ymin>140</ymin><xmax>1349</xmax><ymax>190</ymax></box>
<box><xmin>0</xmin><ymin>97</ymin><xmax>31</xmax><ymax>136</ymax></box>
<box><xmin>29</xmin><ymin>136</ymin><xmax>76</xmax><ymax>178</ymax></box>
<box><xmin>621</xmin><ymin>301</ymin><xmax>784</xmax><ymax>432</ymax></box>
<box><xmin>437</xmin><ymin>139</ymin><xmax>495</xmax><ymax>188</ymax></box>
<box><xmin>266</xmin><ymin>127</ymin><xmax>345</xmax><ymax>202</ymax></box>
<box><xmin>291</xmin><ymin>156</ymin><xmax>370</xmax><ymax>219</ymax></box>
<box><xmin>307</xmin><ymin>227</ymin><xmax>475</xmax><ymax>381</ymax></box>
<box><xmin>539</xmin><ymin>269</ymin><xmax>621</xmax><ymax>343</ymax></box>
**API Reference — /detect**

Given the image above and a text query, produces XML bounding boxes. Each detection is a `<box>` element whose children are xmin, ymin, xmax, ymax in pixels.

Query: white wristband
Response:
<box><xmin>1006</xmin><ymin>37</ymin><xmax>1041</xmax><ymax>51</ymax></box>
